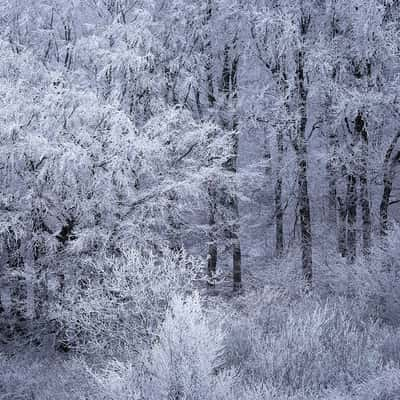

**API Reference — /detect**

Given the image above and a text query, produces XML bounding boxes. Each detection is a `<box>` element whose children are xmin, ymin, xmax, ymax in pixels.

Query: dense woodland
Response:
<box><xmin>1</xmin><ymin>1</ymin><xmax>400</xmax><ymax>399</ymax></box>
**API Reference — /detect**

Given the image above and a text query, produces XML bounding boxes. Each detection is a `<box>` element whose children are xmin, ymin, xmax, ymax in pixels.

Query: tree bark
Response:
<box><xmin>344</xmin><ymin>115</ymin><xmax>358</xmax><ymax>263</ymax></box>
<box><xmin>355</xmin><ymin>112</ymin><xmax>371</xmax><ymax>255</ymax></box>
<box><xmin>207</xmin><ymin>185</ymin><xmax>218</xmax><ymax>285</ymax></box>
<box><xmin>327</xmin><ymin>130</ymin><xmax>338</xmax><ymax>227</ymax></box>
<box><xmin>275</xmin><ymin>131</ymin><xmax>284</xmax><ymax>257</ymax></box>
<box><xmin>204</xmin><ymin>0</ymin><xmax>219</xmax><ymax>284</ymax></box>
<box><xmin>220</xmin><ymin>36</ymin><xmax>242</xmax><ymax>292</ymax></box>
<box><xmin>225</xmin><ymin>132</ymin><xmax>241</xmax><ymax>292</ymax></box>
<box><xmin>7</xmin><ymin>233</ymin><xmax>27</xmax><ymax>335</ymax></box>
<box><xmin>346</xmin><ymin>173</ymin><xmax>357</xmax><ymax>263</ymax></box>
<box><xmin>295</xmin><ymin>47</ymin><xmax>313</xmax><ymax>288</ymax></box>
<box><xmin>230</xmin><ymin>133</ymin><xmax>242</xmax><ymax>292</ymax></box>
<box><xmin>380</xmin><ymin>132</ymin><xmax>400</xmax><ymax>235</ymax></box>
<box><xmin>337</xmin><ymin>195</ymin><xmax>347</xmax><ymax>257</ymax></box>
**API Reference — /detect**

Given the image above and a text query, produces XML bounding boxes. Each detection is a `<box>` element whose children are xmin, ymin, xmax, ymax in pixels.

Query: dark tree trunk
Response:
<box><xmin>346</xmin><ymin>173</ymin><xmax>357</xmax><ymax>263</ymax></box>
<box><xmin>275</xmin><ymin>131</ymin><xmax>284</xmax><ymax>257</ymax></box>
<box><xmin>31</xmin><ymin>207</ymin><xmax>50</xmax><ymax>321</ymax></box>
<box><xmin>344</xmin><ymin>113</ymin><xmax>359</xmax><ymax>263</ymax></box>
<box><xmin>207</xmin><ymin>185</ymin><xmax>218</xmax><ymax>286</ymax></box>
<box><xmin>327</xmin><ymin>130</ymin><xmax>338</xmax><ymax>227</ymax></box>
<box><xmin>227</xmin><ymin>128</ymin><xmax>242</xmax><ymax>292</ymax></box>
<box><xmin>337</xmin><ymin>195</ymin><xmax>347</xmax><ymax>257</ymax></box>
<box><xmin>295</xmin><ymin>47</ymin><xmax>313</xmax><ymax>288</ymax></box>
<box><xmin>222</xmin><ymin>128</ymin><xmax>241</xmax><ymax>292</ymax></box>
<box><xmin>232</xmin><ymin>222</ymin><xmax>242</xmax><ymax>292</ymax></box>
<box><xmin>204</xmin><ymin>0</ymin><xmax>219</xmax><ymax>283</ymax></box>
<box><xmin>298</xmin><ymin>152</ymin><xmax>313</xmax><ymax>286</ymax></box>
<box><xmin>355</xmin><ymin>112</ymin><xmax>371</xmax><ymax>255</ymax></box>
<box><xmin>7</xmin><ymin>234</ymin><xmax>27</xmax><ymax>335</ymax></box>
<box><xmin>380</xmin><ymin>132</ymin><xmax>400</xmax><ymax>235</ymax></box>
<box><xmin>380</xmin><ymin>174</ymin><xmax>393</xmax><ymax>236</ymax></box>
<box><xmin>229</xmin><ymin>134</ymin><xmax>241</xmax><ymax>292</ymax></box>
<box><xmin>337</xmin><ymin>162</ymin><xmax>348</xmax><ymax>257</ymax></box>
<box><xmin>221</xmin><ymin>39</ymin><xmax>242</xmax><ymax>292</ymax></box>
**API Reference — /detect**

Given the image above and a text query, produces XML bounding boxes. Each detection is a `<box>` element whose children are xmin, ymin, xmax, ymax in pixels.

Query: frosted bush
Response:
<box><xmin>379</xmin><ymin>328</ymin><xmax>400</xmax><ymax>366</ymax></box>
<box><xmin>51</xmin><ymin>249</ymin><xmax>202</xmax><ymax>355</ymax></box>
<box><xmin>0</xmin><ymin>352</ymin><xmax>99</xmax><ymax>400</ymax></box>
<box><xmin>324</xmin><ymin>367</ymin><xmax>400</xmax><ymax>400</ymax></box>
<box><xmin>143</xmin><ymin>293</ymin><xmax>232</xmax><ymax>400</ymax></box>
<box><xmin>224</xmin><ymin>294</ymin><xmax>382</xmax><ymax>397</ymax></box>
<box><xmin>95</xmin><ymin>293</ymin><xmax>237</xmax><ymax>400</ymax></box>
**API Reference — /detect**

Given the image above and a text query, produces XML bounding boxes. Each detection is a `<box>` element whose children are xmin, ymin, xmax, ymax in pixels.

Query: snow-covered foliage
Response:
<box><xmin>2</xmin><ymin>240</ymin><xmax>400</xmax><ymax>399</ymax></box>
<box><xmin>1</xmin><ymin>0</ymin><xmax>400</xmax><ymax>399</ymax></box>
<box><xmin>51</xmin><ymin>249</ymin><xmax>202</xmax><ymax>355</ymax></box>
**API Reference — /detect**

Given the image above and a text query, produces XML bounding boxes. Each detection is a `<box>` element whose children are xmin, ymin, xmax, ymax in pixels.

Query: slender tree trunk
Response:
<box><xmin>327</xmin><ymin>130</ymin><xmax>338</xmax><ymax>227</ymax></box>
<box><xmin>296</xmin><ymin>48</ymin><xmax>313</xmax><ymax>288</ymax></box>
<box><xmin>220</xmin><ymin>39</ymin><xmax>242</xmax><ymax>292</ymax></box>
<box><xmin>0</xmin><ymin>246</ymin><xmax>6</xmax><ymax>335</ymax></box>
<box><xmin>275</xmin><ymin>131</ymin><xmax>284</xmax><ymax>257</ymax></box>
<box><xmin>207</xmin><ymin>185</ymin><xmax>218</xmax><ymax>285</ymax></box>
<box><xmin>344</xmin><ymin>114</ymin><xmax>359</xmax><ymax>263</ymax></box>
<box><xmin>204</xmin><ymin>1</ymin><xmax>219</xmax><ymax>284</ymax></box>
<box><xmin>232</xmin><ymin>220</ymin><xmax>242</xmax><ymax>291</ymax></box>
<box><xmin>231</xmin><ymin>52</ymin><xmax>241</xmax><ymax>292</ymax></box>
<box><xmin>337</xmin><ymin>195</ymin><xmax>347</xmax><ymax>257</ymax></box>
<box><xmin>230</xmin><ymin>134</ymin><xmax>242</xmax><ymax>292</ymax></box>
<box><xmin>205</xmin><ymin>127</ymin><xmax>218</xmax><ymax>283</ymax></box>
<box><xmin>355</xmin><ymin>112</ymin><xmax>371</xmax><ymax>254</ymax></box>
<box><xmin>225</xmin><ymin>129</ymin><xmax>241</xmax><ymax>292</ymax></box>
<box><xmin>380</xmin><ymin>132</ymin><xmax>400</xmax><ymax>235</ymax></box>
<box><xmin>31</xmin><ymin>207</ymin><xmax>49</xmax><ymax>321</ymax></box>
<box><xmin>346</xmin><ymin>172</ymin><xmax>357</xmax><ymax>263</ymax></box>
<box><xmin>7</xmin><ymin>234</ymin><xmax>27</xmax><ymax>335</ymax></box>
<box><xmin>380</xmin><ymin>172</ymin><xmax>393</xmax><ymax>236</ymax></box>
<box><xmin>297</xmin><ymin>151</ymin><xmax>313</xmax><ymax>286</ymax></box>
<box><xmin>225</xmin><ymin>130</ymin><xmax>241</xmax><ymax>291</ymax></box>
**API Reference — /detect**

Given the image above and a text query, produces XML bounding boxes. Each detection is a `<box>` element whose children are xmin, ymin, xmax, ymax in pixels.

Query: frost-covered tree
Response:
<box><xmin>0</xmin><ymin>1</ymin><xmax>231</xmax><ymax>338</ymax></box>
<box><xmin>247</xmin><ymin>0</ymin><xmax>324</xmax><ymax>286</ymax></box>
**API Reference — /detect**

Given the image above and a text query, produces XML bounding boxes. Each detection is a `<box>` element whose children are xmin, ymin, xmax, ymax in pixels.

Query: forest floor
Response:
<box><xmin>1</xmin><ymin>246</ymin><xmax>400</xmax><ymax>400</ymax></box>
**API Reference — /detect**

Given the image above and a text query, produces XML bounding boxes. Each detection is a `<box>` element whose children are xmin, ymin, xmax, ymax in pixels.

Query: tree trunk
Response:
<box><xmin>337</xmin><ymin>195</ymin><xmax>347</xmax><ymax>257</ymax></box>
<box><xmin>355</xmin><ymin>112</ymin><xmax>371</xmax><ymax>254</ymax></box>
<box><xmin>380</xmin><ymin>173</ymin><xmax>393</xmax><ymax>236</ymax></box>
<box><xmin>227</xmin><ymin>129</ymin><xmax>241</xmax><ymax>292</ymax></box>
<box><xmin>221</xmin><ymin>39</ymin><xmax>242</xmax><ymax>292</ymax></box>
<box><xmin>207</xmin><ymin>185</ymin><xmax>218</xmax><ymax>286</ymax></box>
<box><xmin>298</xmin><ymin>152</ymin><xmax>313</xmax><ymax>286</ymax></box>
<box><xmin>380</xmin><ymin>132</ymin><xmax>400</xmax><ymax>235</ymax></box>
<box><xmin>229</xmin><ymin>130</ymin><xmax>241</xmax><ymax>292</ymax></box>
<box><xmin>327</xmin><ymin>130</ymin><xmax>338</xmax><ymax>227</ymax></box>
<box><xmin>275</xmin><ymin>131</ymin><xmax>284</xmax><ymax>257</ymax></box>
<box><xmin>346</xmin><ymin>173</ymin><xmax>357</xmax><ymax>263</ymax></box>
<box><xmin>204</xmin><ymin>0</ymin><xmax>219</xmax><ymax>284</ymax></box>
<box><xmin>232</xmin><ymin>219</ymin><xmax>242</xmax><ymax>291</ymax></box>
<box><xmin>296</xmin><ymin>48</ymin><xmax>313</xmax><ymax>288</ymax></box>
<box><xmin>7</xmin><ymin>234</ymin><xmax>27</xmax><ymax>335</ymax></box>
<box><xmin>336</xmin><ymin>161</ymin><xmax>348</xmax><ymax>257</ymax></box>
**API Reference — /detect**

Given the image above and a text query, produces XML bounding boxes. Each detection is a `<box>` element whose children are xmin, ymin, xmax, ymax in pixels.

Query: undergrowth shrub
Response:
<box><xmin>50</xmin><ymin>249</ymin><xmax>202</xmax><ymax>356</ymax></box>
<box><xmin>224</xmin><ymin>290</ymin><xmax>383</xmax><ymax>398</ymax></box>
<box><xmin>0</xmin><ymin>352</ymin><xmax>98</xmax><ymax>400</ymax></box>
<box><xmin>95</xmin><ymin>293</ymin><xmax>237</xmax><ymax>400</ymax></box>
<box><xmin>3</xmin><ymin>228</ymin><xmax>400</xmax><ymax>399</ymax></box>
<box><xmin>325</xmin><ymin>367</ymin><xmax>400</xmax><ymax>400</ymax></box>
